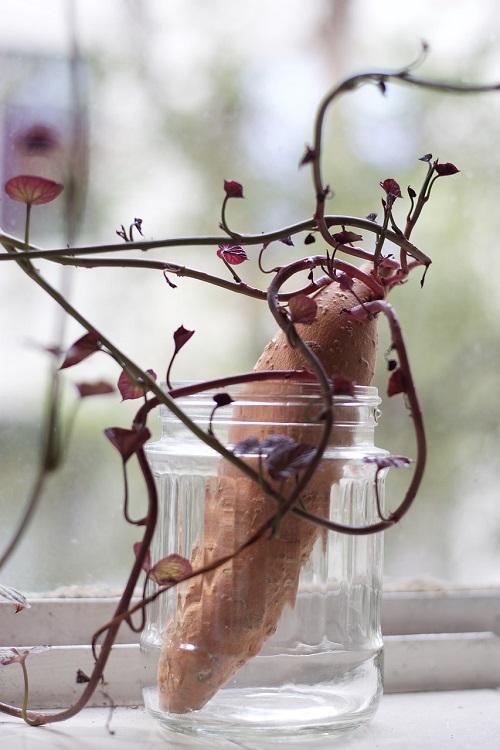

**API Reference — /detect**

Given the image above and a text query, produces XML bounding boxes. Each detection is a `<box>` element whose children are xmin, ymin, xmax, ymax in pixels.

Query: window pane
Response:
<box><xmin>1</xmin><ymin>0</ymin><xmax>500</xmax><ymax>592</ymax></box>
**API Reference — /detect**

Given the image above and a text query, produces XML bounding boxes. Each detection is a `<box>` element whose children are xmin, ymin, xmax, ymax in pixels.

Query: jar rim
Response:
<box><xmin>161</xmin><ymin>380</ymin><xmax>380</xmax><ymax>405</ymax></box>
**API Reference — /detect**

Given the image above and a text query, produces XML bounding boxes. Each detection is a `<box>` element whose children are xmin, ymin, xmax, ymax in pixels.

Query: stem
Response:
<box><xmin>24</xmin><ymin>204</ymin><xmax>32</xmax><ymax>249</ymax></box>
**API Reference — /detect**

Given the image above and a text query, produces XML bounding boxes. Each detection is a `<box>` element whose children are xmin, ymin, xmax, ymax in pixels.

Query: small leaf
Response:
<box><xmin>149</xmin><ymin>554</ymin><xmax>193</xmax><ymax>585</ymax></box>
<box><xmin>264</xmin><ymin>440</ymin><xmax>316</xmax><ymax>481</ymax></box>
<box><xmin>364</xmin><ymin>455</ymin><xmax>413</xmax><ymax>470</ymax></box>
<box><xmin>387</xmin><ymin>368</ymin><xmax>406</xmax><ymax>397</ymax></box>
<box><xmin>60</xmin><ymin>332</ymin><xmax>102</xmax><ymax>370</ymax></box>
<box><xmin>173</xmin><ymin>325</ymin><xmax>195</xmax><ymax>355</ymax></box>
<box><xmin>4</xmin><ymin>175</ymin><xmax>63</xmax><ymax>206</ymax></box>
<box><xmin>299</xmin><ymin>145</ymin><xmax>316</xmax><ymax>167</ymax></box>
<box><xmin>408</xmin><ymin>186</ymin><xmax>417</xmax><ymax>199</ymax></box>
<box><xmin>419</xmin><ymin>153</ymin><xmax>433</xmax><ymax>163</ymax></box>
<box><xmin>133</xmin><ymin>542</ymin><xmax>151</xmax><ymax>574</ymax></box>
<box><xmin>331</xmin><ymin>230</ymin><xmax>363</xmax><ymax>245</ymax></box>
<box><xmin>76</xmin><ymin>380</ymin><xmax>115</xmax><ymax>399</ymax></box>
<box><xmin>288</xmin><ymin>294</ymin><xmax>317</xmax><ymax>325</ymax></box>
<box><xmin>223</xmin><ymin>180</ymin><xmax>244</xmax><ymax>199</ymax></box>
<box><xmin>104</xmin><ymin>426</ymin><xmax>151</xmax><ymax>463</ymax></box>
<box><xmin>233</xmin><ymin>436</ymin><xmax>261</xmax><ymax>455</ymax></box>
<box><xmin>380</xmin><ymin>178</ymin><xmax>402</xmax><ymax>199</ymax></box>
<box><xmin>0</xmin><ymin>584</ymin><xmax>30</xmax><ymax>612</ymax></box>
<box><xmin>118</xmin><ymin>369</ymin><xmax>157</xmax><ymax>401</ymax></box>
<box><xmin>0</xmin><ymin>645</ymin><xmax>50</xmax><ymax>667</ymax></box>
<box><xmin>434</xmin><ymin>162</ymin><xmax>460</xmax><ymax>177</ymax></box>
<box><xmin>76</xmin><ymin>669</ymin><xmax>91</xmax><ymax>684</ymax></box>
<box><xmin>366</xmin><ymin>212</ymin><xmax>378</xmax><ymax>222</ymax></box>
<box><xmin>259</xmin><ymin>434</ymin><xmax>296</xmax><ymax>453</ymax></box>
<box><xmin>304</xmin><ymin>233</ymin><xmax>316</xmax><ymax>245</ymax></box>
<box><xmin>337</xmin><ymin>272</ymin><xmax>354</xmax><ymax>292</ymax></box>
<box><xmin>213</xmin><ymin>392</ymin><xmax>233</xmax><ymax>408</ymax></box>
<box><xmin>217</xmin><ymin>245</ymin><xmax>248</xmax><ymax>265</ymax></box>
<box><xmin>280</xmin><ymin>235</ymin><xmax>294</xmax><ymax>247</ymax></box>
<box><xmin>332</xmin><ymin>375</ymin><xmax>355</xmax><ymax>397</ymax></box>
<box><xmin>132</xmin><ymin>217</ymin><xmax>143</xmax><ymax>235</ymax></box>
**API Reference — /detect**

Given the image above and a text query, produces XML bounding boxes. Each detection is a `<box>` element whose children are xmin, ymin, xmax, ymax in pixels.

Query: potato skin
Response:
<box><xmin>158</xmin><ymin>272</ymin><xmax>378</xmax><ymax>713</ymax></box>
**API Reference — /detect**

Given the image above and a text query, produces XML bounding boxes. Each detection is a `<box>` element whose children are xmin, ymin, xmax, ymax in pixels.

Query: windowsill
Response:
<box><xmin>1</xmin><ymin>691</ymin><xmax>499</xmax><ymax>749</ymax></box>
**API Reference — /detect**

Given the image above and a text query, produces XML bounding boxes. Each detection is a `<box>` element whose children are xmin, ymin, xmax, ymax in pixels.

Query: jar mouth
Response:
<box><xmin>162</xmin><ymin>380</ymin><xmax>380</xmax><ymax>405</ymax></box>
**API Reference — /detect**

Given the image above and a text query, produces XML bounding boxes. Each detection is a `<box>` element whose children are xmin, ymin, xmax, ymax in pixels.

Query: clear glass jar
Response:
<box><xmin>141</xmin><ymin>382</ymin><xmax>388</xmax><ymax>741</ymax></box>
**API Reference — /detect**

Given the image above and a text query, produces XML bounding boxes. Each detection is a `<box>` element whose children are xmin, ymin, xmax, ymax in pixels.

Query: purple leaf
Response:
<box><xmin>380</xmin><ymin>178</ymin><xmax>402</xmax><ymax>200</ymax></box>
<box><xmin>387</xmin><ymin>368</ymin><xmax>406</xmax><ymax>397</ymax></box>
<box><xmin>76</xmin><ymin>380</ymin><xmax>115</xmax><ymax>399</ymax></box>
<box><xmin>104</xmin><ymin>426</ymin><xmax>151</xmax><ymax>463</ymax></box>
<box><xmin>304</xmin><ymin>233</ymin><xmax>316</xmax><ymax>245</ymax></box>
<box><xmin>435</xmin><ymin>162</ymin><xmax>460</xmax><ymax>176</ymax></box>
<box><xmin>213</xmin><ymin>392</ymin><xmax>233</xmax><ymax>408</ymax></box>
<box><xmin>60</xmin><ymin>332</ymin><xmax>102</xmax><ymax>370</ymax></box>
<box><xmin>288</xmin><ymin>294</ymin><xmax>317</xmax><ymax>325</ymax></box>
<box><xmin>149</xmin><ymin>554</ymin><xmax>193</xmax><ymax>585</ymax></box>
<box><xmin>419</xmin><ymin>153</ymin><xmax>433</xmax><ymax>163</ymax></box>
<box><xmin>332</xmin><ymin>375</ymin><xmax>355</xmax><ymax>397</ymax></box>
<box><xmin>299</xmin><ymin>145</ymin><xmax>316</xmax><ymax>166</ymax></box>
<box><xmin>260</xmin><ymin>434</ymin><xmax>296</xmax><ymax>453</ymax></box>
<box><xmin>365</xmin><ymin>455</ymin><xmax>413</xmax><ymax>470</ymax></box>
<box><xmin>264</xmin><ymin>440</ymin><xmax>316</xmax><ymax>481</ymax></box>
<box><xmin>173</xmin><ymin>326</ymin><xmax>195</xmax><ymax>354</ymax></box>
<box><xmin>331</xmin><ymin>230</ymin><xmax>363</xmax><ymax>245</ymax></box>
<box><xmin>280</xmin><ymin>235</ymin><xmax>294</xmax><ymax>247</ymax></box>
<box><xmin>338</xmin><ymin>272</ymin><xmax>354</xmax><ymax>292</ymax></box>
<box><xmin>223</xmin><ymin>180</ymin><xmax>244</xmax><ymax>198</ymax></box>
<box><xmin>233</xmin><ymin>437</ymin><xmax>261</xmax><ymax>455</ymax></box>
<box><xmin>118</xmin><ymin>369</ymin><xmax>157</xmax><ymax>401</ymax></box>
<box><xmin>133</xmin><ymin>542</ymin><xmax>151</xmax><ymax>574</ymax></box>
<box><xmin>366</xmin><ymin>212</ymin><xmax>378</xmax><ymax>222</ymax></box>
<box><xmin>217</xmin><ymin>245</ymin><xmax>248</xmax><ymax>265</ymax></box>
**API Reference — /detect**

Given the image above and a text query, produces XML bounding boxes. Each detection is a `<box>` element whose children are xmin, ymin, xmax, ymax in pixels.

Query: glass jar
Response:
<box><xmin>141</xmin><ymin>382</ymin><xmax>388</xmax><ymax>741</ymax></box>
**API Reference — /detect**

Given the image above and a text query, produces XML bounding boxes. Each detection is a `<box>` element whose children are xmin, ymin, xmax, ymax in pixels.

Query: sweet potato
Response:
<box><xmin>157</xmin><ymin>271</ymin><xmax>378</xmax><ymax>712</ymax></box>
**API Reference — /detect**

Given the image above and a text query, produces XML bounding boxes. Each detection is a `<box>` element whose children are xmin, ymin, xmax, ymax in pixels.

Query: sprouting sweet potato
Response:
<box><xmin>158</xmin><ymin>271</ymin><xmax>378</xmax><ymax>713</ymax></box>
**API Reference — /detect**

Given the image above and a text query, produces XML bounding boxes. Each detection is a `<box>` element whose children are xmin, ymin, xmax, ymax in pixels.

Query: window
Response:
<box><xmin>1</xmin><ymin>2</ymin><xmax>500</xmax><ymax>711</ymax></box>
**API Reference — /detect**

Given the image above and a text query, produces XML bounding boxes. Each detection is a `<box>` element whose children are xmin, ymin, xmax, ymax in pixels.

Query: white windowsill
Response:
<box><xmin>1</xmin><ymin>691</ymin><xmax>499</xmax><ymax>749</ymax></box>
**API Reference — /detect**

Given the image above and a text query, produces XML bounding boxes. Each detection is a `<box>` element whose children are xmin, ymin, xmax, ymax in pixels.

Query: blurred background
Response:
<box><xmin>1</xmin><ymin>0</ymin><xmax>500</xmax><ymax>592</ymax></box>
